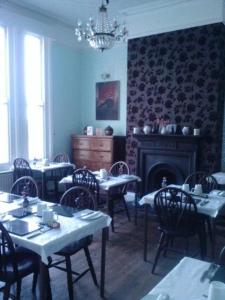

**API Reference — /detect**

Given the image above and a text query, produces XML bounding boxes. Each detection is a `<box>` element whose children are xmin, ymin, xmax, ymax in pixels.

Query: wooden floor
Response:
<box><xmin>7</xmin><ymin>206</ymin><xmax>225</xmax><ymax>300</ymax></box>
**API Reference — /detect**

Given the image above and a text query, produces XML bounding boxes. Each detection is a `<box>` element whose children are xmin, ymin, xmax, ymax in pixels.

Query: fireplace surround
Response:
<box><xmin>135</xmin><ymin>134</ymin><xmax>201</xmax><ymax>193</ymax></box>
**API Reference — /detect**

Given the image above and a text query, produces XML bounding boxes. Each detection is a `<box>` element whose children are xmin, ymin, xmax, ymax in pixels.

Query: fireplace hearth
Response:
<box><xmin>134</xmin><ymin>134</ymin><xmax>201</xmax><ymax>193</ymax></box>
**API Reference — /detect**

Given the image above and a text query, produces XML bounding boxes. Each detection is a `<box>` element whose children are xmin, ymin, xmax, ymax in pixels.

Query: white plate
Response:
<box><xmin>80</xmin><ymin>211</ymin><xmax>103</xmax><ymax>220</ymax></box>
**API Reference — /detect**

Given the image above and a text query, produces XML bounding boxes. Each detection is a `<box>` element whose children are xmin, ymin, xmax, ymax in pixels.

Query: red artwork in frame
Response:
<box><xmin>96</xmin><ymin>81</ymin><xmax>120</xmax><ymax>120</ymax></box>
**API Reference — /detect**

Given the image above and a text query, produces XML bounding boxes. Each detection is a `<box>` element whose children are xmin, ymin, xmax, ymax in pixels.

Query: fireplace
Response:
<box><xmin>135</xmin><ymin>134</ymin><xmax>201</xmax><ymax>193</ymax></box>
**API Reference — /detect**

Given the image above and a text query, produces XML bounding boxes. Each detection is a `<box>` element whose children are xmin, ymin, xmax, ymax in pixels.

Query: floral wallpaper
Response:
<box><xmin>127</xmin><ymin>23</ymin><xmax>225</xmax><ymax>175</ymax></box>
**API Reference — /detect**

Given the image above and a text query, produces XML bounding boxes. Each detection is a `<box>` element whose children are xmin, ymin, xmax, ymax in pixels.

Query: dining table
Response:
<box><xmin>139</xmin><ymin>185</ymin><xmax>225</xmax><ymax>261</ymax></box>
<box><xmin>141</xmin><ymin>256</ymin><xmax>221</xmax><ymax>300</ymax></box>
<box><xmin>31</xmin><ymin>161</ymin><xmax>75</xmax><ymax>200</ymax></box>
<box><xmin>59</xmin><ymin>172</ymin><xmax>142</xmax><ymax>227</ymax></box>
<box><xmin>0</xmin><ymin>191</ymin><xmax>111</xmax><ymax>300</ymax></box>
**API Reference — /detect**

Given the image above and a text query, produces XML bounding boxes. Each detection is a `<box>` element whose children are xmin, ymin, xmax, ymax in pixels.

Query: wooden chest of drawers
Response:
<box><xmin>71</xmin><ymin>135</ymin><xmax>126</xmax><ymax>171</ymax></box>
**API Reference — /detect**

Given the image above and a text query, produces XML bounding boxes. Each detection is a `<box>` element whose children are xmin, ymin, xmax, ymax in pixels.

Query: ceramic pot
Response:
<box><xmin>104</xmin><ymin>126</ymin><xmax>113</xmax><ymax>136</ymax></box>
<box><xmin>182</xmin><ymin>127</ymin><xmax>189</xmax><ymax>135</ymax></box>
<box><xmin>143</xmin><ymin>125</ymin><xmax>151</xmax><ymax>135</ymax></box>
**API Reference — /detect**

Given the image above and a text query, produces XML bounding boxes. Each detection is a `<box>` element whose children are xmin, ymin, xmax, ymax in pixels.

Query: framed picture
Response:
<box><xmin>96</xmin><ymin>81</ymin><xmax>120</xmax><ymax>120</ymax></box>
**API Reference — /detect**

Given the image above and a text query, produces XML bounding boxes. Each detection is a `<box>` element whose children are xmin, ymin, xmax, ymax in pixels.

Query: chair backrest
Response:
<box><xmin>201</xmin><ymin>175</ymin><xmax>218</xmax><ymax>194</ymax></box>
<box><xmin>184</xmin><ymin>171</ymin><xmax>218</xmax><ymax>193</ymax></box>
<box><xmin>0</xmin><ymin>222</ymin><xmax>18</xmax><ymax>278</ymax></box>
<box><xmin>154</xmin><ymin>187</ymin><xmax>198</xmax><ymax>235</ymax></box>
<box><xmin>109</xmin><ymin>161</ymin><xmax>130</xmax><ymax>176</ymax></box>
<box><xmin>184</xmin><ymin>171</ymin><xmax>207</xmax><ymax>187</ymax></box>
<box><xmin>219</xmin><ymin>246</ymin><xmax>225</xmax><ymax>266</ymax></box>
<box><xmin>109</xmin><ymin>161</ymin><xmax>130</xmax><ymax>194</ymax></box>
<box><xmin>53</xmin><ymin>153</ymin><xmax>70</xmax><ymax>163</ymax></box>
<box><xmin>60</xmin><ymin>186</ymin><xmax>97</xmax><ymax>210</ymax></box>
<box><xmin>13</xmin><ymin>158</ymin><xmax>33</xmax><ymax>182</ymax></box>
<box><xmin>72</xmin><ymin>168</ymin><xmax>99</xmax><ymax>204</ymax></box>
<box><xmin>11</xmin><ymin>176</ymin><xmax>39</xmax><ymax>198</ymax></box>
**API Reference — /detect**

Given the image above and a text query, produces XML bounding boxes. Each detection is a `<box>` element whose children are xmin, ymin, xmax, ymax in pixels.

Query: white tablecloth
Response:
<box><xmin>59</xmin><ymin>174</ymin><xmax>141</xmax><ymax>191</ymax></box>
<box><xmin>139</xmin><ymin>185</ymin><xmax>225</xmax><ymax>218</ymax></box>
<box><xmin>0</xmin><ymin>193</ymin><xmax>111</xmax><ymax>264</ymax></box>
<box><xmin>31</xmin><ymin>162</ymin><xmax>74</xmax><ymax>173</ymax></box>
<box><xmin>11</xmin><ymin>211</ymin><xmax>110</xmax><ymax>264</ymax></box>
<box><xmin>212</xmin><ymin>172</ymin><xmax>225</xmax><ymax>185</ymax></box>
<box><xmin>142</xmin><ymin>257</ymin><xmax>213</xmax><ymax>300</ymax></box>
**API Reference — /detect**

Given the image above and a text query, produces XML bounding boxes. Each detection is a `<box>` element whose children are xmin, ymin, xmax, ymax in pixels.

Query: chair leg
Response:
<box><xmin>152</xmin><ymin>232</ymin><xmax>165</xmax><ymax>274</ymax></box>
<box><xmin>185</xmin><ymin>238</ymin><xmax>189</xmax><ymax>255</ymax></box>
<box><xmin>163</xmin><ymin>236</ymin><xmax>170</xmax><ymax>257</ymax></box>
<box><xmin>32</xmin><ymin>271</ymin><xmax>38</xmax><ymax>293</ymax></box>
<box><xmin>3</xmin><ymin>284</ymin><xmax>11</xmax><ymax>300</ymax></box>
<box><xmin>198</xmin><ymin>228</ymin><xmax>207</xmax><ymax>260</ymax></box>
<box><xmin>206</xmin><ymin>217</ymin><xmax>213</xmax><ymax>244</ymax></box>
<box><xmin>65</xmin><ymin>255</ymin><xmax>74</xmax><ymax>300</ymax></box>
<box><xmin>16</xmin><ymin>279</ymin><xmax>21</xmax><ymax>299</ymax></box>
<box><xmin>84</xmin><ymin>247</ymin><xmax>98</xmax><ymax>286</ymax></box>
<box><xmin>122</xmin><ymin>196</ymin><xmax>131</xmax><ymax>222</ymax></box>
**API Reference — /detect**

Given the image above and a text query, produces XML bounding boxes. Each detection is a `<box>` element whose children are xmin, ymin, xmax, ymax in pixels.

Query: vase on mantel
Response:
<box><xmin>160</xmin><ymin>126</ymin><xmax>167</xmax><ymax>135</ymax></box>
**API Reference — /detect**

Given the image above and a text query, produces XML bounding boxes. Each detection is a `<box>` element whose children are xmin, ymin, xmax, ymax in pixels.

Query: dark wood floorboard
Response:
<box><xmin>3</xmin><ymin>207</ymin><xmax>225</xmax><ymax>300</ymax></box>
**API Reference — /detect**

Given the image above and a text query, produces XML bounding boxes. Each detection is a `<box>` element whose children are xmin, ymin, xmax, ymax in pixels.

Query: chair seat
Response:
<box><xmin>0</xmin><ymin>247</ymin><xmax>39</xmax><ymax>282</ymax></box>
<box><xmin>56</xmin><ymin>235</ymin><xmax>93</xmax><ymax>256</ymax></box>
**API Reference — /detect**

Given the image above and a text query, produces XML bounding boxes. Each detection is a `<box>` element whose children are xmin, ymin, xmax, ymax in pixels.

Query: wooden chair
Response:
<box><xmin>0</xmin><ymin>222</ymin><xmax>39</xmax><ymax>300</ymax></box>
<box><xmin>53</xmin><ymin>153</ymin><xmax>70</xmax><ymax>163</ymax></box>
<box><xmin>48</xmin><ymin>186</ymin><xmax>98</xmax><ymax>300</ymax></box>
<box><xmin>44</xmin><ymin>154</ymin><xmax>73</xmax><ymax>201</ymax></box>
<box><xmin>184</xmin><ymin>171</ymin><xmax>218</xmax><ymax>193</ymax></box>
<box><xmin>13</xmin><ymin>158</ymin><xmax>33</xmax><ymax>182</ymax></box>
<box><xmin>72</xmin><ymin>168</ymin><xmax>100</xmax><ymax>206</ymax></box>
<box><xmin>11</xmin><ymin>176</ymin><xmax>39</xmax><ymax>198</ymax></box>
<box><xmin>219</xmin><ymin>245</ymin><xmax>225</xmax><ymax>266</ymax></box>
<box><xmin>152</xmin><ymin>187</ymin><xmax>207</xmax><ymax>274</ymax></box>
<box><xmin>108</xmin><ymin>161</ymin><xmax>131</xmax><ymax>231</ymax></box>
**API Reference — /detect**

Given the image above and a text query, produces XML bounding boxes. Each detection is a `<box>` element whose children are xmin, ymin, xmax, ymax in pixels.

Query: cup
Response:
<box><xmin>99</xmin><ymin>169</ymin><xmax>108</xmax><ymax>179</ymax></box>
<box><xmin>191</xmin><ymin>184</ymin><xmax>203</xmax><ymax>195</ymax></box>
<box><xmin>193</xmin><ymin>128</ymin><xmax>200</xmax><ymax>136</ymax></box>
<box><xmin>133</xmin><ymin>127</ymin><xmax>141</xmax><ymax>135</ymax></box>
<box><xmin>42</xmin><ymin>209</ymin><xmax>58</xmax><ymax>226</ymax></box>
<box><xmin>43</xmin><ymin>158</ymin><xmax>49</xmax><ymax>166</ymax></box>
<box><xmin>37</xmin><ymin>203</ymin><xmax>47</xmax><ymax>217</ymax></box>
<box><xmin>182</xmin><ymin>184</ymin><xmax>190</xmax><ymax>193</ymax></box>
<box><xmin>208</xmin><ymin>281</ymin><xmax>225</xmax><ymax>300</ymax></box>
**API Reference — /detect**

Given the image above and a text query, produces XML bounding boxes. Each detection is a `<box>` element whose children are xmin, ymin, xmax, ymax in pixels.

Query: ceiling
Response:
<box><xmin>6</xmin><ymin>0</ymin><xmax>157</xmax><ymax>27</ymax></box>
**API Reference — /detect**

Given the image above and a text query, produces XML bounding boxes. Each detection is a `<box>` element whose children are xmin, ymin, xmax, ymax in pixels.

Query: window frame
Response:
<box><xmin>0</xmin><ymin>25</ymin><xmax>52</xmax><ymax>171</ymax></box>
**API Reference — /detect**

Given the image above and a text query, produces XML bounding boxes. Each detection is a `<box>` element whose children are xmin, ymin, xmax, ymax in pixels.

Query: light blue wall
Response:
<box><xmin>79</xmin><ymin>44</ymin><xmax>128</xmax><ymax>136</ymax></box>
<box><xmin>51</xmin><ymin>42</ymin><xmax>80</xmax><ymax>158</ymax></box>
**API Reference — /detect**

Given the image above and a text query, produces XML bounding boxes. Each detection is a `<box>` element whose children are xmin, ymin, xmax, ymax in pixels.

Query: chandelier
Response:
<box><xmin>75</xmin><ymin>0</ymin><xmax>128</xmax><ymax>52</ymax></box>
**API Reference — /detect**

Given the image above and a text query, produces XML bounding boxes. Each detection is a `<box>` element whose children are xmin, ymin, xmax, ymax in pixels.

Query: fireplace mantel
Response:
<box><xmin>134</xmin><ymin>134</ymin><xmax>201</xmax><ymax>193</ymax></box>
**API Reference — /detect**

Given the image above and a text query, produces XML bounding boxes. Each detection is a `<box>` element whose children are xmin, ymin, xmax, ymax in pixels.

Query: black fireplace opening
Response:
<box><xmin>147</xmin><ymin>163</ymin><xmax>184</xmax><ymax>192</ymax></box>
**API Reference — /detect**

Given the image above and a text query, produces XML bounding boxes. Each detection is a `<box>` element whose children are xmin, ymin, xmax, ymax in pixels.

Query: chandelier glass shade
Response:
<box><xmin>75</xmin><ymin>0</ymin><xmax>128</xmax><ymax>51</ymax></box>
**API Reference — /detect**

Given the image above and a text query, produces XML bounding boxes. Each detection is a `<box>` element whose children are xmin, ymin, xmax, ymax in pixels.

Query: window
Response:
<box><xmin>24</xmin><ymin>34</ymin><xmax>45</xmax><ymax>160</ymax></box>
<box><xmin>0</xmin><ymin>26</ymin><xmax>9</xmax><ymax>164</ymax></box>
<box><xmin>0</xmin><ymin>26</ymin><xmax>50</xmax><ymax>170</ymax></box>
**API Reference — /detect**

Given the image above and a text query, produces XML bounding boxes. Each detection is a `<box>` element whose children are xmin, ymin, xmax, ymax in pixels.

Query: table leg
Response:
<box><xmin>100</xmin><ymin>227</ymin><xmax>107</xmax><ymax>298</ymax></box>
<box><xmin>210</xmin><ymin>218</ymin><xmax>216</xmax><ymax>260</ymax></box>
<box><xmin>144</xmin><ymin>204</ymin><xmax>149</xmax><ymax>261</ymax></box>
<box><xmin>39</xmin><ymin>260</ymin><xmax>52</xmax><ymax>300</ymax></box>
<box><xmin>42</xmin><ymin>173</ymin><xmax>46</xmax><ymax>200</ymax></box>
